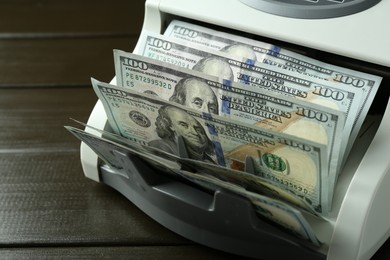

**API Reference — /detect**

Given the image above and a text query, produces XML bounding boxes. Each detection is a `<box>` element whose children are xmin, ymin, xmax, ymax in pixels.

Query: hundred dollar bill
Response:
<box><xmin>70</xmin><ymin>118</ymin><xmax>319</xmax><ymax>215</ymax></box>
<box><xmin>114</xmin><ymin>50</ymin><xmax>345</xmax><ymax>193</ymax></box>
<box><xmin>135</xmin><ymin>31</ymin><xmax>363</xmax><ymax>166</ymax></box>
<box><xmin>70</xmin><ymin>118</ymin><xmax>182</xmax><ymax>164</ymax></box>
<box><xmin>177</xmin><ymin>169</ymin><xmax>322</xmax><ymax>246</ymax></box>
<box><xmin>65</xmin><ymin>125</ymin><xmax>182</xmax><ymax>179</ymax></box>
<box><xmin>91</xmin><ymin>78</ymin><xmax>329</xmax><ymax>214</ymax></box>
<box><xmin>164</xmin><ymin>20</ymin><xmax>382</xmax><ymax>156</ymax></box>
<box><xmin>66</xmin><ymin>125</ymin><xmax>321</xmax><ymax>245</ymax></box>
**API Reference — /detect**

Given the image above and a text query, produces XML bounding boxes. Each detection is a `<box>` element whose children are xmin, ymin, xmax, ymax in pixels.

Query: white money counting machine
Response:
<box><xmin>80</xmin><ymin>0</ymin><xmax>390</xmax><ymax>259</ymax></box>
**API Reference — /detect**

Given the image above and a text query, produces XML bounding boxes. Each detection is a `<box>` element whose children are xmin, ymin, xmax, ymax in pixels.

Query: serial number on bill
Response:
<box><xmin>125</xmin><ymin>74</ymin><xmax>173</xmax><ymax>89</ymax></box>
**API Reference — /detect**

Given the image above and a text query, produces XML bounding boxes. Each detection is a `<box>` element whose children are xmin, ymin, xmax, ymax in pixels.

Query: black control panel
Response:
<box><xmin>239</xmin><ymin>0</ymin><xmax>381</xmax><ymax>19</ymax></box>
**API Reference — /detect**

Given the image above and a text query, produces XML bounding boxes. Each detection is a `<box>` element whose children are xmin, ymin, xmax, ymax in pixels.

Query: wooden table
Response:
<box><xmin>0</xmin><ymin>1</ymin><xmax>389</xmax><ymax>259</ymax></box>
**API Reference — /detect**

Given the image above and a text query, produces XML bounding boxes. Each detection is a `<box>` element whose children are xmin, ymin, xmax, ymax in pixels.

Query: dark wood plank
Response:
<box><xmin>0</xmin><ymin>152</ymin><xmax>191</xmax><ymax>246</ymax></box>
<box><xmin>0</xmin><ymin>0</ymin><xmax>145</xmax><ymax>36</ymax></box>
<box><xmin>0</xmin><ymin>246</ymin><xmax>240</xmax><ymax>259</ymax></box>
<box><xmin>0</xmin><ymin>37</ymin><xmax>138</xmax><ymax>87</ymax></box>
<box><xmin>0</xmin><ymin>88</ymin><xmax>97</xmax><ymax>150</ymax></box>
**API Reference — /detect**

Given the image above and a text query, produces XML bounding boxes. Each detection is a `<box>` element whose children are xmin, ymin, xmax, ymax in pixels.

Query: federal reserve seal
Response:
<box><xmin>129</xmin><ymin>110</ymin><xmax>151</xmax><ymax>127</ymax></box>
<box><xmin>262</xmin><ymin>153</ymin><xmax>289</xmax><ymax>175</ymax></box>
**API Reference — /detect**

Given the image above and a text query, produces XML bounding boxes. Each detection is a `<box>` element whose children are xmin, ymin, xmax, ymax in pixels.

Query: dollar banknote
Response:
<box><xmin>70</xmin><ymin>118</ymin><xmax>182</xmax><ymax>164</ymax></box>
<box><xmin>164</xmin><ymin>20</ymin><xmax>382</xmax><ymax>157</ymax></box>
<box><xmin>91</xmin><ymin>78</ymin><xmax>329</xmax><ymax>214</ymax></box>
<box><xmin>71</xmin><ymin>118</ymin><xmax>321</xmax><ymax>216</ymax></box>
<box><xmin>66</xmin><ymin>125</ymin><xmax>321</xmax><ymax>246</ymax></box>
<box><xmin>114</xmin><ymin>49</ymin><xmax>346</xmax><ymax>197</ymax></box>
<box><xmin>65</xmin><ymin>125</ymin><xmax>181</xmax><ymax>177</ymax></box>
<box><xmin>71</xmin><ymin>117</ymin><xmax>319</xmax><ymax>215</ymax></box>
<box><xmin>135</xmin><ymin>30</ymin><xmax>363</xmax><ymax>168</ymax></box>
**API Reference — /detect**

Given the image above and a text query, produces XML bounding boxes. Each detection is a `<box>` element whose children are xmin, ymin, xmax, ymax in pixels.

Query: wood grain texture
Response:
<box><xmin>0</xmin><ymin>0</ymin><xmax>144</xmax><ymax>87</ymax></box>
<box><xmin>0</xmin><ymin>0</ymin><xmax>145</xmax><ymax>36</ymax></box>
<box><xmin>0</xmin><ymin>152</ymin><xmax>188</xmax><ymax>246</ymax></box>
<box><xmin>0</xmin><ymin>37</ymin><xmax>137</xmax><ymax>87</ymax></box>
<box><xmin>0</xmin><ymin>246</ymin><xmax>238</xmax><ymax>259</ymax></box>
<box><xmin>0</xmin><ymin>88</ymin><xmax>96</xmax><ymax>150</ymax></box>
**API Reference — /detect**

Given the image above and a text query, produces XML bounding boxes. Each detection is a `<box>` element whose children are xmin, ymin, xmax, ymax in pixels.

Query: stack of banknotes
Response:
<box><xmin>66</xmin><ymin>20</ymin><xmax>382</xmax><ymax>246</ymax></box>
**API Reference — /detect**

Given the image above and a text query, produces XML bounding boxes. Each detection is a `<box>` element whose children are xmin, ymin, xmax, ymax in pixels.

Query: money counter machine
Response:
<box><xmin>79</xmin><ymin>0</ymin><xmax>390</xmax><ymax>259</ymax></box>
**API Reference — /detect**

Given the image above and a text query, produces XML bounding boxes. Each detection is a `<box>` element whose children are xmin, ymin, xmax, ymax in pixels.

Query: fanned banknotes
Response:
<box><xmin>135</xmin><ymin>30</ymin><xmax>365</xmax><ymax>169</ymax></box>
<box><xmin>164</xmin><ymin>20</ymin><xmax>382</xmax><ymax>159</ymax></box>
<box><xmin>91</xmin><ymin>78</ymin><xmax>328</xmax><ymax>214</ymax></box>
<box><xmin>70</xmin><ymin>118</ymin><xmax>320</xmax><ymax>216</ymax></box>
<box><xmin>65</xmin><ymin>125</ymin><xmax>322</xmax><ymax>246</ymax></box>
<box><xmin>67</xmin><ymin>19</ymin><xmax>384</xmax><ymax>246</ymax></box>
<box><xmin>114</xmin><ymin>50</ymin><xmax>346</xmax><ymax>192</ymax></box>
